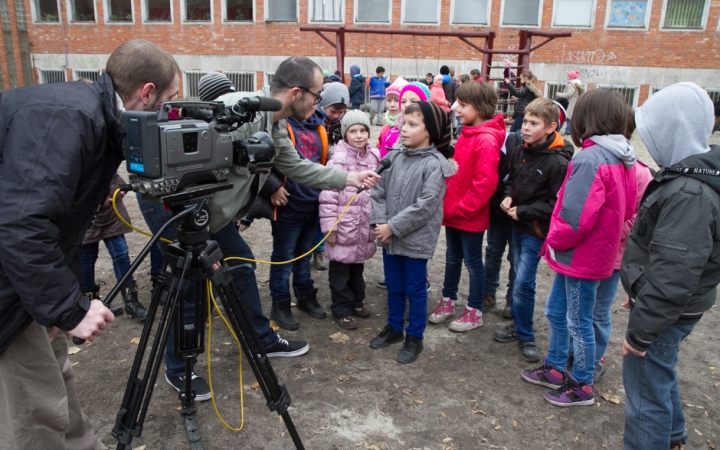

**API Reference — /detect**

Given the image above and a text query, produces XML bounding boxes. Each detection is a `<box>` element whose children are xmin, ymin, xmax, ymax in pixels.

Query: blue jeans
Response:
<box><xmin>545</xmin><ymin>273</ymin><xmax>600</xmax><ymax>384</ymax></box>
<box><xmin>484</xmin><ymin>219</ymin><xmax>515</xmax><ymax>300</ymax></box>
<box><xmin>383</xmin><ymin>250</ymin><xmax>428</xmax><ymax>339</ymax></box>
<box><xmin>314</xmin><ymin>217</ymin><xmax>325</xmax><ymax>252</ymax></box>
<box><xmin>442</xmin><ymin>227</ymin><xmax>485</xmax><ymax>310</ymax></box>
<box><xmin>623</xmin><ymin>323</ymin><xmax>695</xmax><ymax>450</ymax></box>
<box><xmin>81</xmin><ymin>235</ymin><xmax>134</xmax><ymax>291</ymax></box>
<box><xmin>594</xmin><ymin>269</ymin><xmax>620</xmax><ymax>362</ymax></box>
<box><xmin>563</xmin><ymin>118</ymin><xmax>571</xmax><ymax>135</ymax></box>
<box><xmin>510</xmin><ymin>229</ymin><xmax>543</xmax><ymax>341</ymax></box>
<box><xmin>509</xmin><ymin>114</ymin><xmax>524</xmax><ymax>133</ymax></box>
<box><xmin>149</xmin><ymin>243</ymin><xmax>164</xmax><ymax>276</ymax></box>
<box><xmin>269</xmin><ymin>208</ymin><xmax>318</xmax><ymax>302</ymax></box>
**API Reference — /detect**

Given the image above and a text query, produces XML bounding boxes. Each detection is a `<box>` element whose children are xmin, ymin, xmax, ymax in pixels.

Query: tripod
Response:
<box><xmin>109</xmin><ymin>185</ymin><xmax>304</xmax><ymax>450</ymax></box>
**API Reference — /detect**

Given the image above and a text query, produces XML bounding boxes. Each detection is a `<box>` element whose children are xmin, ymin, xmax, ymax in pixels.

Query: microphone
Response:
<box><xmin>357</xmin><ymin>159</ymin><xmax>391</xmax><ymax>193</ymax></box>
<box><xmin>235</xmin><ymin>96</ymin><xmax>283</xmax><ymax>112</ymax></box>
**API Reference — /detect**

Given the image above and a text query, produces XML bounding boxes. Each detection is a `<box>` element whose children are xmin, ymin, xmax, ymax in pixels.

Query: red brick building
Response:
<box><xmin>2</xmin><ymin>0</ymin><xmax>718</xmax><ymax>105</ymax></box>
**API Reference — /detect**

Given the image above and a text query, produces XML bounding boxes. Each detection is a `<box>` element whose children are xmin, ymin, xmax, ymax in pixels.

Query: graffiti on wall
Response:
<box><xmin>567</xmin><ymin>49</ymin><xmax>618</xmax><ymax>64</ymax></box>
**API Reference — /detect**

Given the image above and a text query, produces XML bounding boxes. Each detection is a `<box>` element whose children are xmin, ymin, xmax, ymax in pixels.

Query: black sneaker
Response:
<box><xmin>520</xmin><ymin>340</ymin><xmax>540</xmax><ymax>362</ymax></box>
<box><xmin>296</xmin><ymin>288</ymin><xmax>327</xmax><ymax>319</ymax></box>
<box><xmin>369</xmin><ymin>325</ymin><xmax>404</xmax><ymax>349</ymax></box>
<box><xmin>396</xmin><ymin>336</ymin><xmax>423</xmax><ymax>364</ymax></box>
<box><xmin>270</xmin><ymin>301</ymin><xmax>299</xmax><ymax>330</ymax></box>
<box><xmin>264</xmin><ymin>337</ymin><xmax>309</xmax><ymax>358</ymax></box>
<box><xmin>376</xmin><ymin>280</ymin><xmax>387</xmax><ymax>289</ymax></box>
<box><xmin>165</xmin><ymin>372</ymin><xmax>211</xmax><ymax>402</ymax></box>
<box><xmin>493</xmin><ymin>323</ymin><xmax>518</xmax><ymax>343</ymax></box>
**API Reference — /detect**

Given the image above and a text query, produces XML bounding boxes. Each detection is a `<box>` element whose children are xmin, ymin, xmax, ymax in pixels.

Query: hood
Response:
<box><xmin>287</xmin><ymin>109</ymin><xmax>325</xmax><ymax>130</ymax></box>
<box><xmin>524</xmin><ymin>82</ymin><xmax>542</xmax><ymax>99</ymax></box>
<box><xmin>461</xmin><ymin>114</ymin><xmax>505</xmax><ymax>142</ymax></box>
<box><xmin>350</xmin><ymin>65</ymin><xmax>361</xmax><ymax>77</ymax></box>
<box><xmin>658</xmin><ymin>145</ymin><xmax>720</xmax><ymax>195</ymax></box>
<box><xmin>335</xmin><ymin>139</ymin><xmax>379</xmax><ymax>161</ymax></box>
<box><xmin>442</xmin><ymin>74</ymin><xmax>453</xmax><ymax>85</ymax></box>
<box><xmin>590</xmin><ymin>134</ymin><xmax>637</xmax><ymax>169</ymax></box>
<box><xmin>329</xmin><ymin>75</ymin><xmax>342</xmax><ymax>83</ymax></box>
<box><xmin>636</xmin><ymin>82</ymin><xmax>714</xmax><ymax>168</ymax></box>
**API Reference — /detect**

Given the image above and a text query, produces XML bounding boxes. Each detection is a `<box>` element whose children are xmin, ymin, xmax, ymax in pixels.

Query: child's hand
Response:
<box><xmin>374</xmin><ymin>224</ymin><xmax>393</xmax><ymax>244</ymax></box>
<box><xmin>271</xmin><ymin>187</ymin><xmax>290</xmax><ymax>207</ymax></box>
<box><xmin>326</xmin><ymin>232</ymin><xmax>336</xmax><ymax>245</ymax></box>
<box><xmin>500</xmin><ymin>197</ymin><xmax>513</xmax><ymax>212</ymax></box>
<box><xmin>504</xmin><ymin>78</ymin><xmax>510</xmax><ymax>84</ymax></box>
<box><xmin>507</xmin><ymin>207</ymin><xmax>519</xmax><ymax>221</ymax></box>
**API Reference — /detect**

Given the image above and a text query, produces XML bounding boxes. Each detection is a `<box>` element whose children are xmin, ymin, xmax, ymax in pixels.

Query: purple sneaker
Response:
<box><xmin>521</xmin><ymin>358</ymin><xmax>566</xmax><ymax>389</ymax></box>
<box><xmin>544</xmin><ymin>374</ymin><xmax>594</xmax><ymax>407</ymax></box>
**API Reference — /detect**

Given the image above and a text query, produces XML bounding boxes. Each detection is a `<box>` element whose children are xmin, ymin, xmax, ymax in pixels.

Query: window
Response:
<box><xmin>649</xmin><ymin>85</ymin><xmax>665</xmax><ymax>97</ymax></box>
<box><xmin>225</xmin><ymin>0</ymin><xmax>252</xmax><ymax>21</ymax></box>
<box><xmin>402</xmin><ymin>0</ymin><xmax>439</xmax><ymax>24</ymax></box>
<box><xmin>33</xmin><ymin>0</ymin><xmax>59</xmax><ymax>22</ymax></box>
<box><xmin>502</xmin><ymin>0</ymin><xmax>541</xmax><ymax>26</ymax></box>
<box><xmin>707</xmin><ymin>88</ymin><xmax>720</xmax><ymax>105</ymax></box>
<box><xmin>310</xmin><ymin>0</ymin><xmax>343</xmax><ymax>22</ymax></box>
<box><xmin>184</xmin><ymin>71</ymin><xmax>210</xmax><ymax>99</ymax></box>
<box><xmin>355</xmin><ymin>0</ymin><xmax>390</xmax><ymax>23</ymax></box>
<box><xmin>224</xmin><ymin>71</ymin><xmax>256</xmax><ymax>92</ymax></box>
<box><xmin>553</xmin><ymin>0</ymin><xmax>594</xmax><ymax>27</ymax></box>
<box><xmin>184</xmin><ymin>0</ymin><xmax>211</xmax><ymax>21</ymax></box>
<box><xmin>106</xmin><ymin>0</ymin><xmax>133</xmax><ymax>22</ymax></box>
<box><xmin>607</xmin><ymin>0</ymin><xmax>649</xmax><ymax>28</ymax></box>
<box><xmin>451</xmin><ymin>0</ymin><xmax>489</xmax><ymax>25</ymax></box>
<box><xmin>662</xmin><ymin>0</ymin><xmax>707</xmax><ymax>29</ymax></box>
<box><xmin>39</xmin><ymin>69</ymin><xmax>66</xmax><ymax>84</ymax></box>
<box><xmin>266</xmin><ymin>0</ymin><xmax>297</xmax><ymax>21</ymax></box>
<box><xmin>545</xmin><ymin>81</ymin><xmax>565</xmax><ymax>99</ymax></box>
<box><xmin>597</xmin><ymin>84</ymin><xmax>639</xmax><ymax>108</ymax></box>
<box><xmin>265</xmin><ymin>72</ymin><xmax>275</xmax><ymax>87</ymax></box>
<box><xmin>146</xmin><ymin>0</ymin><xmax>172</xmax><ymax>21</ymax></box>
<box><xmin>74</xmin><ymin>69</ymin><xmax>101</xmax><ymax>81</ymax></box>
<box><xmin>69</xmin><ymin>0</ymin><xmax>95</xmax><ymax>22</ymax></box>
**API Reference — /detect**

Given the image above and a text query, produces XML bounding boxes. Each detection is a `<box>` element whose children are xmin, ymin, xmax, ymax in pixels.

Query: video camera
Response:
<box><xmin>123</xmin><ymin>97</ymin><xmax>281</xmax><ymax>199</ymax></box>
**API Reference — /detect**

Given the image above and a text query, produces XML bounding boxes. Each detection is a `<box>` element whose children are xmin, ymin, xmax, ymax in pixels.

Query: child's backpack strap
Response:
<box><xmin>318</xmin><ymin>125</ymin><xmax>328</xmax><ymax>165</ymax></box>
<box><xmin>286</xmin><ymin>123</ymin><xmax>296</xmax><ymax>148</ymax></box>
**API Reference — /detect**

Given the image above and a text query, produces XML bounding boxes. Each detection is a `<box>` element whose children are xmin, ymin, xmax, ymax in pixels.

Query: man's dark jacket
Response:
<box><xmin>0</xmin><ymin>73</ymin><xmax>125</xmax><ymax>355</ymax></box>
<box><xmin>622</xmin><ymin>146</ymin><xmax>720</xmax><ymax>352</ymax></box>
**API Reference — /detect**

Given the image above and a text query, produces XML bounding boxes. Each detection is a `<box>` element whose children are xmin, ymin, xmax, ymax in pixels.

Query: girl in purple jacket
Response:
<box><xmin>319</xmin><ymin>110</ymin><xmax>381</xmax><ymax>331</ymax></box>
<box><xmin>521</xmin><ymin>89</ymin><xmax>638</xmax><ymax>407</ymax></box>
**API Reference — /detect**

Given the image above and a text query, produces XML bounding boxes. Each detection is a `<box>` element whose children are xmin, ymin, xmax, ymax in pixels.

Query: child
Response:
<box><xmin>430</xmin><ymin>74</ymin><xmax>451</xmax><ymax>113</ymax></box>
<box><xmin>521</xmin><ymin>89</ymin><xmax>637</xmax><ymax>407</ymax></box>
<box><xmin>555</xmin><ymin>70</ymin><xmax>584</xmax><ymax>135</ymax></box>
<box><xmin>470</xmin><ymin>69</ymin><xmax>483</xmax><ymax>83</ymax></box>
<box><xmin>319</xmin><ymin>110</ymin><xmax>381</xmax><ymax>330</ymax></box>
<box><xmin>505</xmin><ymin>70</ymin><xmax>542</xmax><ymax>132</ymax></box>
<box><xmin>378</xmin><ymin>82</ymin><xmax>430</xmax><ymax>159</ymax></box>
<box><xmin>428</xmin><ymin>81</ymin><xmax>505</xmax><ymax>332</ymax></box>
<box><xmin>492</xmin><ymin>99</ymin><xmax>573</xmax><ymax>362</ymax></box>
<box><xmin>319</xmin><ymin>81</ymin><xmax>350</xmax><ymax>147</ymax></box>
<box><xmin>369</xmin><ymin>101</ymin><xmax>455</xmax><ymax>364</ymax></box>
<box><xmin>424</xmin><ymin>72</ymin><xmax>434</xmax><ymax>87</ymax></box>
<box><xmin>349</xmin><ymin>65</ymin><xmax>365</xmax><ymax>110</ymax></box>
<box><xmin>368</xmin><ymin>66</ymin><xmax>390</xmax><ymax>126</ymax></box>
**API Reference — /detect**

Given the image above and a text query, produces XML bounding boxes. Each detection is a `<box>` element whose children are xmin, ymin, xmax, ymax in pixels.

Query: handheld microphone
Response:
<box><xmin>357</xmin><ymin>159</ymin><xmax>391</xmax><ymax>193</ymax></box>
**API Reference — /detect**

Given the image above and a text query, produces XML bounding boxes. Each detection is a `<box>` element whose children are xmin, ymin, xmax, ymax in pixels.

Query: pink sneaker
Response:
<box><xmin>428</xmin><ymin>298</ymin><xmax>455</xmax><ymax>324</ymax></box>
<box><xmin>448</xmin><ymin>306</ymin><xmax>483</xmax><ymax>332</ymax></box>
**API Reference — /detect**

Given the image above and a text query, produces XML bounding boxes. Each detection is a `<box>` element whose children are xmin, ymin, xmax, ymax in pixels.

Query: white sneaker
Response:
<box><xmin>428</xmin><ymin>297</ymin><xmax>455</xmax><ymax>324</ymax></box>
<box><xmin>448</xmin><ymin>306</ymin><xmax>483</xmax><ymax>332</ymax></box>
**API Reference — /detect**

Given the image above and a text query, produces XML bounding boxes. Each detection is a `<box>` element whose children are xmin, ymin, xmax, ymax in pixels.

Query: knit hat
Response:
<box><xmin>568</xmin><ymin>70</ymin><xmax>580</xmax><ymax>80</ymax></box>
<box><xmin>552</xmin><ymin>100</ymin><xmax>567</xmax><ymax>130</ymax></box>
<box><xmin>400</xmin><ymin>82</ymin><xmax>431</xmax><ymax>102</ymax></box>
<box><xmin>505</xmin><ymin>59</ymin><xmax>513</xmax><ymax>67</ymax></box>
<box><xmin>322</xmin><ymin>69</ymin><xmax>330</xmax><ymax>78</ymax></box>
<box><xmin>341</xmin><ymin>109</ymin><xmax>371</xmax><ymax>138</ymax></box>
<box><xmin>415</xmin><ymin>101</ymin><xmax>451</xmax><ymax>154</ymax></box>
<box><xmin>386</xmin><ymin>76</ymin><xmax>408</xmax><ymax>99</ymax></box>
<box><xmin>198</xmin><ymin>72</ymin><xmax>235</xmax><ymax>102</ymax></box>
<box><xmin>433</xmin><ymin>74</ymin><xmax>444</xmax><ymax>83</ymax></box>
<box><xmin>319</xmin><ymin>82</ymin><xmax>349</xmax><ymax>108</ymax></box>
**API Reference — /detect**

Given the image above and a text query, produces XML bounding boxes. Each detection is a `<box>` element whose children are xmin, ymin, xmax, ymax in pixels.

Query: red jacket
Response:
<box><xmin>442</xmin><ymin>114</ymin><xmax>505</xmax><ymax>232</ymax></box>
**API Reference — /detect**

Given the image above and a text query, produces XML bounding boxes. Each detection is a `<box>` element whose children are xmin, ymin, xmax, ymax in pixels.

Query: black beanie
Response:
<box><xmin>416</xmin><ymin>101</ymin><xmax>451</xmax><ymax>156</ymax></box>
<box><xmin>440</xmin><ymin>65</ymin><xmax>450</xmax><ymax>75</ymax></box>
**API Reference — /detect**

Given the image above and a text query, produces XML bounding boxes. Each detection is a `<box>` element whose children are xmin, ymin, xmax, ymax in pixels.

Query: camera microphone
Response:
<box><xmin>235</xmin><ymin>97</ymin><xmax>283</xmax><ymax>112</ymax></box>
<box><xmin>357</xmin><ymin>159</ymin><xmax>391</xmax><ymax>193</ymax></box>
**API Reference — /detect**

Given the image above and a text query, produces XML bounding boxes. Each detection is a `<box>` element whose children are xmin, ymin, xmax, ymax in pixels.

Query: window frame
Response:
<box><xmin>449</xmin><ymin>0</ymin><xmax>492</xmax><ymax>26</ymax></box>
<box><xmin>604</xmin><ymin>0</ymin><xmax>652</xmax><ymax>30</ymax></box>
<box><xmin>73</xmin><ymin>69</ymin><xmax>102</xmax><ymax>81</ymax></box>
<box><xmin>38</xmin><ymin>68</ymin><xmax>67</xmax><ymax>84</ymax></box>
<box><xmin>66</xmin><ymin>0</ymin><xmax>98</xmax><ymax>24</ymax></box>
<box><xmin>104</xmin><ymin>0</ymin><xmax>135</xmax><ymax>24</ymax></box>
<box><xmin>500</xmin><ymin>0</ymin><xmax>544</xmax><ymax>28</ymax></box>
<box><xmin>143</xmin><ymin>0</ymin><xmax>174</xmax><ymax>23</ymax></box>
<box><xmin>353</xmin><ymin>0</ymin><xmax>392</xmax><ymax>25</ymax></box>
<box><xmin>181</xmin><ymin>0</ymin><xmax>214</xmax><ymax>23</ymax></box>
<box><xmin>706</xmin><ymin>88</ymin><xmax>720</xmax><ymax>105</ymax></box>
<box><xmin>308</xmin><ymin>0</ymin><xmax>345</xmax><ymax>24</ymax></box>
<box><xmin>223</xmin><ymin>71</ymin><xmax>257</xmax><ymax>92</ymax></box>
<box><xmin>222</xmin><ymin>0</ymin><xmax>255</xmax><ymax>23</ymax></box>
<box><xmin>264</xmin><ymin>72</ymin><xmax>275</xmax><ymax>88</ymax></box>
<box><xmin>551</xmin><ymin>0</ymin><xmax>597</xmax><ymax>28</ymax></box>
<box><xmin>400</xmin><ymin>0</ymin><xmax>442</xmax><ymax>26</ymax></box>
<box><xmin>264</xmin><ymin>0</ymin><xmax>299</xmax><ymax>22</ymax></box>
<box><xmin>659</xmin><ymin>0</ymin><xmax>711</xmax><ymax>32</ymax></box>
<box><xmin>596</xmin><ymin>83</ymin><xmax>640</xmax><ymax>108</ymax></box>
<box><xmin>648</xmin><ymin>85</ymin><xmax>666</xmax><ymax>97</ymax></box>
<box><xmin>30</xmin><ymin>0</ymin><xmax>61</xmax><ymax>24</ymax></box>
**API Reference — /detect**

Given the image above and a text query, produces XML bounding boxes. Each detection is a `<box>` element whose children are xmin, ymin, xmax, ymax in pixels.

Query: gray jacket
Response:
<box><xmin>370</xmin><ymin>145</ymin><xmax>454</xmax><ymax>259</ymax></box>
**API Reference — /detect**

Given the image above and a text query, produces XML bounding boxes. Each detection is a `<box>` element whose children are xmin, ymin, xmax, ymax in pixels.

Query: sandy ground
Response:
<box><xmin>71</xmin><ymin>128</ymin><xmax>720</xmax><ymax>450</ymax></box>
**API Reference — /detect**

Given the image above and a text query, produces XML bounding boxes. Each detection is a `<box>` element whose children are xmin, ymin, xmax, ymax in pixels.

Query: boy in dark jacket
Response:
<box><xmin>493</xmin><ymin>98</ymin><xmax>573</xmax><ymax>362</ymax></box>
<box><xmin>621</xmin><ymin>82</ymin><xmax>720</xmax><ymax>450</ymax></box>
<box><xmin>349</xmin><ymin>65</ymin><xmax>366</xmax><ymax>110</ymax></box>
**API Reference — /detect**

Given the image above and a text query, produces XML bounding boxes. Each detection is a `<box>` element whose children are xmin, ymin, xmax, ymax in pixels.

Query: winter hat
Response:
<box><xmin>322</xmin><ymin>69</ymin><xmax>330</xmax><ymax>78</ymax></box>
<box><xmin>350</xmin><ymin>65</ymin><xmax>361</xmax><ymax>77</ymax></box>
<box><xmin>198</xmin><ymin>72</ymin><xmax>235</xmax><ymax>102</ymax></box>
<box><xmin>386</xmin><ymin>76</ymin><xmax>408</xmax><ymax>98</ymax></box>
<box><xmin>415</xmin><ymin>101</ymin><xmax>451</xmax><ymax>154</ymax></box>
<box><xmin>400</xmin><ymin>82</ymin><xmax>431</xmax><ymax>102</ymax></box>
<box><xmin>440</xmin><ymin>65</ymin><xmax>450</xmax><ymax>75</ymax></box>
<box><xmin>433</xmin><ymin>74</ymin><xmax>444</xmax><ymax>83</ymax></box>
<box><xmin>341</xmin><ymin>109</ymin><xmax>371</xmax><ymax>138</ymax></box>
<box><xmin>319</xmin><ymin>82</ymin><xmax>349</xmax><ymax>108</ymax></box>
<box><xmin>552</xmin><ymin>100</ymin><xmax>567</xmax><ymax>130</ymax></box>
<box><xmin>334</xmin><ymin>70</ymin><xmax>341</xmax><ymax>77</ymax></box>
<box><xmin>568</xmin><ymin>70</ymin><xmax>580</xmax><ymax>80</ymax></box>
<box><xmin>505</xmin><ymin>59</ymin><xmax>513</xmax><ymax>67</ymax></box>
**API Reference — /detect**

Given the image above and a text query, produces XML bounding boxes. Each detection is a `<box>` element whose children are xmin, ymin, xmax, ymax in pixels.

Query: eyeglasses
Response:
<box><xmin>295</xmin><ymin>86</ymin><xmax>323</xmax><ymax>105</ymax></box>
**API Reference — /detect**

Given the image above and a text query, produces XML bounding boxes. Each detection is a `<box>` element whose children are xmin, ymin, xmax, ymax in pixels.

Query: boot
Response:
<box><xmin>503</xmin><ymin>297</ymin><xmax>512</xmax><ymax>319</ymax></box>
<box><xmin>270</xmin><ymin>299</ymin><xmax>299</xmax><ymax>330</ymax></box>
<box><xmin>296</xmin><ymin>288</ymin><xmax>327</xmax><ymax>319</ymax></box>
<box><xmin>83</xmin><ymin>285</ymin><xmax>123</xmax><ymax>317</ymax></box>
<box><xmin>122</xmin><ymin>280</ymin><xmax>148</xmax><ymax>321</ymax></box>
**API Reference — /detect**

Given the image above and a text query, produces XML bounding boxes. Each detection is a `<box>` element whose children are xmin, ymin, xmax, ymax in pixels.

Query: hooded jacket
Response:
<box><xmin>0</xmin><ymin>74</ymin><xmax>125</xmax><ymax>355</ymax></box>
<box><xmin>349</xmin><ymin>65</ymin><xmax>366</xmax><ymax>107</ymax></box>
<box><xmin>430</xmin><ymin>83</ymin><xmax>451</xmax><ymax>113</ymax></box>
<box><xmin>622</xmin><ymin>82</ymin><xmax>720</xmax><ymax>352</ymax></box>
<box><xmin>544</xmin><ymin>135</ymin><xmax>638</xmax><ymax>280</ymax></box>
<box><xmin>443</xmin><ymin>114</ymin><xmax>505</xmax><ymax>233</ymax></box>
<box><xmin>507</xmin><ymin>82</ymin><xmax>542</xmax><ymax>118</ymax></box>
<box><xmin>319</xmin><ymin>140</ymin><xmax>381</xmax><ymax>264</ymax></box>
<box><xmin>504</xmin><ymin>131</ymin><xmax>574</xmax><ymax>238</ymax></box>
<box><xmin>441</xmin><ymin>74</ymin><xmax>458</xmax><ymax>105</ymax></box>
<box><xmin>555</xmin><ymin>79</ymin><xmax>584</xmax><ymax>119</ymax></box>
<box><xmin>368</xmin><ymin>75</ymin><xmax>389</xmax><ymax>99</ymax></box>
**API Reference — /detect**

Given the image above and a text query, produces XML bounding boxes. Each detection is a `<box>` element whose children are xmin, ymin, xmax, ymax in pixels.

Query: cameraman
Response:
<box><xmin>0</xmin><ymin>40</ymin><xmax>180</xmax><ymax>449</ymax></box>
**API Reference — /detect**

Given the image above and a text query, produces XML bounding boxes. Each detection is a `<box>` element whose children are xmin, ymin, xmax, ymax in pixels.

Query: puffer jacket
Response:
<box><xmin>443</xmin><ymin>114</ymin><xmax>505</xmax><ymax>233</ymax></box>
<box><xmin>370</xmin><ymin>145</ymin><xmax>455</xmax><ymax>259</ymax></box>
<box><xmin>555</xmin><ymin>79</ymin><xmax>584</xmax><ymax>119</ymax></box>
<box><xmin>613</xmin><ymin>160</ymin><xmax>653</xmax><ymax>270</ymax></box>
<box><xmin>430</xmin><ymin>84</ymin><xmax>451</xmax><ymax>113</ymax></box>
<box><xmin>507</xmin><ymin>82</ymin><xmax>541</xmax><ymax>118</ymax></box>
<box><xmin>319</xmin><ymin>141</ymin><xmax>381</xmax><ymax>264</ymax></box>
<box><xmin>82</xmin><ymin>173</ymin><xmax>132</xmax><ymax>245</ymax></box>
<box><xmin>378</xmin><ymin>122</ymin><xmax>402</xmax><ymax>158</ymax></box>
<box><xmin>349</xmin><ymin>65</ymin><xmax>366</xmax><ymax>107</ymax></box>
<box><xmin>543</xmin><ymin>135</ymin><xmax>638</xmax><ymax>280</ymax></box>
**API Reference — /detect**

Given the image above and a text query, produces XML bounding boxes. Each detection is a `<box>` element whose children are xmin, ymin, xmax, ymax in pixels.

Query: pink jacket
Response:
<box><xmin>430</xmin><ymin>84</ymin><xmax>451</xmax><ymax>113</ymax></box>
<box><xmin>614</xmin><ymin>160</ymin><xmax>653</xmax><ymax>270</ymax></box>
<box><xmin>319</xmin><ymin>140</ymin><xmax>381</xmax><ymax>264</ymax></box>
<box><xmin>378</xmin><ymin>123</ymin><xmax>401</xmax><ymax>158</ymax></box>
<box><xmin>543</xmin><ymin>136</ymin><xmax>638</xmax><ymax>280</ymax></box>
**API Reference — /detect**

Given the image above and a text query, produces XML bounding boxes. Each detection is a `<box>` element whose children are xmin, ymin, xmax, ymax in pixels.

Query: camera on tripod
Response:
<box><xmin>123</xmin><ymin>97</ymin><xmax>280</xmax><ymax>199</ymax></box>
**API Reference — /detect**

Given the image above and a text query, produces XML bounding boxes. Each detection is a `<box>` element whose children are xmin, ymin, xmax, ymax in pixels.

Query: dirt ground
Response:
<box><xmin>73</xmin><ymin>129</ymin><xmax>720</xmax><ymax>450</ymax></box>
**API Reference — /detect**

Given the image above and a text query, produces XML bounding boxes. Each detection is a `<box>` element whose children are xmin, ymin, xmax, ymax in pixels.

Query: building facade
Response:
<box><xmin>1</xmin><ymin>0</ymin><xmax>718</xmax><ymax>105</ymax></box>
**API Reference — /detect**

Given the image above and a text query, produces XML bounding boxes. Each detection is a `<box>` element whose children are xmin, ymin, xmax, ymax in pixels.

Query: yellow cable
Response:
<box><xmin>112</xmin><ymin>189</ymin><xmax>174</xmax><ymax>244</ymax></box>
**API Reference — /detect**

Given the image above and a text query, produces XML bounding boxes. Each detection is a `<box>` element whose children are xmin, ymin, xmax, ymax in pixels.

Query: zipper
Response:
<box><xmin>647</xmin><ymin>240</ymin><xmax>687</xmax><ymax>253</ymax></box>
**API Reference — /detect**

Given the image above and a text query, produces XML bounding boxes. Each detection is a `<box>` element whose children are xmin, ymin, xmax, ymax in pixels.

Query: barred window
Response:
<box><xmin>74</xmin><ymin>69</ymin><xmax>101</xmax><ymax>82</ymax></box>
<box><xmin>224</xmin><ymin>71</ymin><xmax>256</xmax><ymax>92</ymax></box>
<box><xmin>663</xmin><ymin>0</ymin><xmax>707</xmax><ymax>29</ymax></box>
<box><xmin>184</xmin><ymin>71</ymin><xmax>210</xmax><ymax>100</ymax></box>
<box><xmin>39</xmin><ymin>69</ymin><xmax>66</xmax><ymax>84</ymax></box>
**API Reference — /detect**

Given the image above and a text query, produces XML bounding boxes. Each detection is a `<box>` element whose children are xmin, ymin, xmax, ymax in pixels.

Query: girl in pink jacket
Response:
<box><xmin>521</xmin><ymin>89</ymin><xmax>638</xmax><ymax>407</ymax></box>
<box><xmin>319</xmin><ymin>110</ymin><xmax>381</xmax><ymax>330</ymax></box>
